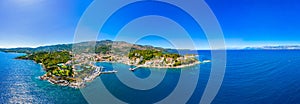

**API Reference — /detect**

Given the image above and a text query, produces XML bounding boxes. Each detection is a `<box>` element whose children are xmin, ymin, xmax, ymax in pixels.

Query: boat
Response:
<box><xmin>129</xmin><ymin>68</ymin><xmax>135</xmax><ymax>71</ymax></box>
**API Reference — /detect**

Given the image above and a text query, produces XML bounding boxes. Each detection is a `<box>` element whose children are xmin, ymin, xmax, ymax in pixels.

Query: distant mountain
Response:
<box><xmin>243</xmin><ymin>45</ymin><xmax>300</xmax><ymax>50</ymax></box>
<box><xmin>0</xmin><ymin>44</ymin><xmax>72</xmax><ymax>53</ymax></box>
<box><xmin>0</xmin><ymin>40</ymin><xmax>172</xmax><ymax>54</ymax></box>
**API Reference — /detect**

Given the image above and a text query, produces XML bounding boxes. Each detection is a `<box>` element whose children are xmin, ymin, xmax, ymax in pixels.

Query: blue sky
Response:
<box><xmin>0</xmin><ymin>0</ymin><xmax>299</xmax><ymax>49</ymax></box>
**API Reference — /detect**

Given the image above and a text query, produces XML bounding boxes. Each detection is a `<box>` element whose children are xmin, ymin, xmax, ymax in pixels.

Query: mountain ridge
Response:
<box><xmin>0</xmin><ymin>40</ymin><xmax>174</xmax><ymax>54</ymax></box>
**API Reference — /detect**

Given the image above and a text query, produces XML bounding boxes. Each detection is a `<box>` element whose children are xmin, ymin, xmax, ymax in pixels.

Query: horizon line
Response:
<box><xmin>1</xmin><ymin>39</ymin><xmax>300</xmax><ymax>50</ymax></box>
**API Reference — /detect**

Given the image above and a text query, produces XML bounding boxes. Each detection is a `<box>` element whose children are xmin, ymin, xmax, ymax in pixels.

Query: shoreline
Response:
<box><xmin>128</xmin><ymin>61</ymin><xmax>201</xmax><ymax>69</ymax></box>
<box><xmin>39</xmin><ymin>66</ymin><xmax>102</xmax><ymax>89</ymax></box>
<box><xmin>99</xmin><ymin>60</ymin><xmax>203</xmax><ymax>69</ymax></box>
<box><xmin>38</xmin><ymin>60</ymin><xmax>204</xmax><ymax>88</ymax></box>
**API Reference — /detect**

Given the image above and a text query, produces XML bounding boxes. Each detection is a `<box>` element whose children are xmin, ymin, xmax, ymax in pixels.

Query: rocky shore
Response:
<box><xmin>40</xmin><ymin>74</ymin><xmax>85</xmax><ymax>88</ymax></box>
<box><xmin>39</xmin><ymin>67</ymin><xmax>102</xmax><ymax>88</ymax></box>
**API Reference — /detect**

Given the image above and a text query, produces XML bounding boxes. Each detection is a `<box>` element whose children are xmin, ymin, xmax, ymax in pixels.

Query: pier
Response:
<box><xmin>129</xmin><ymin>66</ymin><xmax>141</xmax><ymax>71</ymax></box>
<box><xmin>101</xmin><ymin>70</ymin><xmax>118</xmax><ymax>74</ymax></box>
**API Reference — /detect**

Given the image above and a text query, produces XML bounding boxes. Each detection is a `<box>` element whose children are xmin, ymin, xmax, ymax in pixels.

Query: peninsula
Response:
<box><xmin>1</xmin><ymin>40</ymin><xmax>205</xmax><ymax>88</ymax></box>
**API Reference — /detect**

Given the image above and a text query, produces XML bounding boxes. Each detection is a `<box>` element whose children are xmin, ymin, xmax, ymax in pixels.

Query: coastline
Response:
<box><xmin>39</xmin><ymin>63</ymin><xmax>103</xmax><ymax>89</ymax></box>
<box><xmin>128</xmin><ymin>61</ymin><xmax>202</xmax><ymax>69</ymax></box>
<box><xmin>98</xmin><ymin>59</ymin><xmax>203</xmax><ymax>69</ymax></box>
<box><xmin>38</xmin><ymin>60</ymin><xmax>204</xmax><ymax>88</ymax></box>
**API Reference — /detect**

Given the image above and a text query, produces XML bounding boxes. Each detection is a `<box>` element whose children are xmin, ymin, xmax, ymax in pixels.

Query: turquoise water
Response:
<box><xmin>1</xmin><ymin>50</ymin><xmax>300</xmax><ymax>104</ymax></box>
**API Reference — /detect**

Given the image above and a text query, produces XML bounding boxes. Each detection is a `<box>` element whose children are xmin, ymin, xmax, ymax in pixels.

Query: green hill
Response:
<box><xmin>0</xmin><ymin>40</ymin><xmax>169</xmax><ymax>54</ymax></box>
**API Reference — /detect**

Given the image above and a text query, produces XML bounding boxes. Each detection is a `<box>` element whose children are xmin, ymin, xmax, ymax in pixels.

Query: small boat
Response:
<box><xmin>202</xmin><ymin>60</ymin><xmax>211</xmax><ymax>63</ymax></box>
<box><xmin>129</xmin><ymin>68</ymin><xmax>135</xmax><ymax>71</ymax></box>
<box><xmin>129</xmin><ymin>66</ymin><xmax>141</xmax><ymax>71</ymax></box>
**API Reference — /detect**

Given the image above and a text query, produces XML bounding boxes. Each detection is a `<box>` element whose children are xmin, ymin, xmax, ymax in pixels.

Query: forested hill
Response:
<box><xmin>0</xmin><ymin>40</ymin><xmax>171</xmax><ymax>54</ymax></box>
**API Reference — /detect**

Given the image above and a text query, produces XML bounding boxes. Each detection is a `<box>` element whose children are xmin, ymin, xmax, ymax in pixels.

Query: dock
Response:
<box><xmin>101</xmin><ymin>70</ymin><xmax>118</xmax><ymax>74</ymax></box>
<box><xmin>129</xmin><ymin>66</ymin><xmax>141</xmax><ymax>71</ymax></box>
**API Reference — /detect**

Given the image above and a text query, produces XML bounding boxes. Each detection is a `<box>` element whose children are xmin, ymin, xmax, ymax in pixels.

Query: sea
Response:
<box><xmin>0</xmin><ymin>50</ymin><xmax>299</xmax><ymax>104</ymax></box>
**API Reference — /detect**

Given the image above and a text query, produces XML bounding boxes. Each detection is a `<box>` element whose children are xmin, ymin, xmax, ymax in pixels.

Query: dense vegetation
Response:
<box><xmin>128</xmin><ymin>50</ymin><xmax>182</xmax><ymax>64</ymax></box>
<box><xmin>95</xmin><ymin>45</ymin><xmax>111</xmax><ymax>54</ymax></box>
<box><xmin>129</xmin><ymin>50</ymin><xmax>180</xmax><ymax>59</ymax></box>
<box><xmin>16</xmin><ymin>51</ymin><xmax>73</xmax><ymax>78</ymax></box>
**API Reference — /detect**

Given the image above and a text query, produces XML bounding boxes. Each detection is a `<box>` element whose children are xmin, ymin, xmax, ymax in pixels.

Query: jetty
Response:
<box><xmin>129</xmin><ymin>66</ymin><xmax>141</xmax><ymax>71</ymax></box>
<box><xmin>102</xmin><ymin>70</ymin><xmax>118</xmax><ymax>74</ymax></box>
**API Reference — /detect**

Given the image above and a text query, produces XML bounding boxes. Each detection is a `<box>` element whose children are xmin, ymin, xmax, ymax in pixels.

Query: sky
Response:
<box><xmin>0</xmin><ymin>0</ymin><xmax>299</xmax><ymax>49</ymax></box>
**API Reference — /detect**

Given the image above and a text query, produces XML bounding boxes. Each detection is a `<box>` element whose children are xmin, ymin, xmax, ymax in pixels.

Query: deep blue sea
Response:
<box><xmin>0</xmin><ymin>50</ymin><xmax>300</xmax><ymax>104</ymax></box>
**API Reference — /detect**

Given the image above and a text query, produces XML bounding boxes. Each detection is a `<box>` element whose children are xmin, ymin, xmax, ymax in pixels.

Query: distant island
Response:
<box><xmin>243</xmin><ymin>45</ymin><xmax>300</xmax><ymax>50</ymax></box>
<box><xmin>1</xmin><ymin>40</ymin><xmax>205</xmax><ymax>88</ymax></box>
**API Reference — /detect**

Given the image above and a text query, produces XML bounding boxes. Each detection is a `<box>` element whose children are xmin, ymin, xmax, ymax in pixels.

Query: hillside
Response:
<box><xmin>0</xmin><ymin>40</ymin><xmax>168</xmax><ymax>54</ymax></box>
